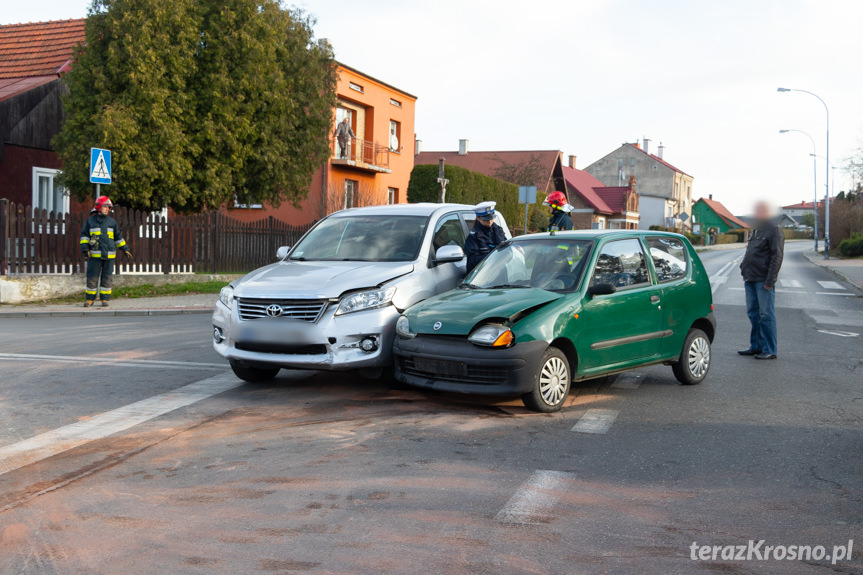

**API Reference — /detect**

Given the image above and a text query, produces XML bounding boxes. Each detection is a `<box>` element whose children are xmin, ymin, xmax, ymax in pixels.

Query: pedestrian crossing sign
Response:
<box><xmin>89</xmin><ymin>148</ymin><xmax>112</xmax><ymax>185</ymax></box>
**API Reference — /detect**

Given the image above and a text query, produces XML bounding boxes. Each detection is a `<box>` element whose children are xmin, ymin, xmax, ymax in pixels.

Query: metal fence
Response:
<box><xmin>0</xmin><ymin>199</ymin><xmax>312</xmax><ymax>276</ymax></box>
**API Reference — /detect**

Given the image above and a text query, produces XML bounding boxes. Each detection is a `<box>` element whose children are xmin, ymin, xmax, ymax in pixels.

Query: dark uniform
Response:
<box><xmin>465</xmin><ymin>222</ymin><xmax>507</xmax><ymax>273</ymax></box>
<box><xmin>80</xmin><ymin>211</ymin><xmax>130</xmax><ymax>302</ymax></box>
<box><xmin>548</xmin><ymin>210</ymin><xmax>574</xmax><ymax>231</ymax></box>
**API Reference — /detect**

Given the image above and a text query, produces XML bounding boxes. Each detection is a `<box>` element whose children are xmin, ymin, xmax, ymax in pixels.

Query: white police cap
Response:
<box><xmin>474</xmin><ymin>201</ymin><xmax>497</xmax><ymax>220</ymax></box>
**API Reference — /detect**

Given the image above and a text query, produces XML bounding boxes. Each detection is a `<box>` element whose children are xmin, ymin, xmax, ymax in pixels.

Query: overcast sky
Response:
<box><xmin>6</xmin><ymin>0</ymin><xmax>862</xmax><ymax>214</ymax></box>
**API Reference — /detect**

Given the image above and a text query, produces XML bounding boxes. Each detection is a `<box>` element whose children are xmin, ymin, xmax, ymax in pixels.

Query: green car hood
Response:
<box><xmin>407</xmin><ymin>288</ymin><xmax>563</xmax><ymax>335</ymax></box>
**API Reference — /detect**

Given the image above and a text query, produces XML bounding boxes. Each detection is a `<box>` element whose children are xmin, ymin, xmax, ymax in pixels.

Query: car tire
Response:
<box><xmin>672</xmin><ymin>328</ymin><xmax>711</xmax><ymax>385</ymax></box>
<box><xmin>522</xmin><ymin>347</ymin><xmax>571</xmax><ymax>413</ymax></box>
<box><xmin>230</xmin><ymin>361</ymin><xmax>280</xmax><ymax>383</ymax></box>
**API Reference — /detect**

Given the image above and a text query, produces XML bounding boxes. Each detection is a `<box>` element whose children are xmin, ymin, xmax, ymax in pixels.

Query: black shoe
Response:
<box><xmin>101</xmin><ymin>300</ymin><xmax>110</xmax><ymax>307</ymax></box>
<box><xmin>737</xmin><ymin>349</ymin><xmax>762</xmax><ymax>356</ymax></box>
<box><xmin>754</xmin><ymin>353</ymin><xmax>777</xmax><ymax>360</ymax></box>
<box><xmin>83</xmin><ymin>301</ymin><xmax>94</xmax><ymax>308</ymax></box>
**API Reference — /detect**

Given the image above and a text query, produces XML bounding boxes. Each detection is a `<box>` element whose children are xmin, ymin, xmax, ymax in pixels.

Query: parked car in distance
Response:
<box><xmin>393</xmin><ymin>230</ymin><xmax>715</xmax><ymax>412</ymax></box>
<box><xmin>213</xmin><ymin>204</ymin><xmax>510</xmax><ymax>382</ymax></box>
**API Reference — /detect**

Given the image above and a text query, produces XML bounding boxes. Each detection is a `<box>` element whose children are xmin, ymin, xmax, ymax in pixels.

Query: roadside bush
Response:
<box><xmin>782</xmin><ymin>229</ymin><xmax>813</xmax><ymax>240</ymax></box>
<box><xmin>683</xmin><ymin>231</ymin><xmax>702</xmax><ymax>246</ymax></box>
<box><xmin>838</xmin><ymin>233</ymin><xmax>863</xmax><ymax>257</ymax></box>
<box><xmin>715</xmin><ymin>233</ymin><xmax>737</xmax><ymax>244</ymax></box>
<box><xmin>408</xmin><ymin>164</ymin><xmax>545</xmax><ymax>233</ymax></box>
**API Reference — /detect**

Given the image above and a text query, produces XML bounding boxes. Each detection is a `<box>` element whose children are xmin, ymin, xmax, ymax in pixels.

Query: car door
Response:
<box><xmin>427</xmin><ymin>212</ymin><xmax>468</xmax><ymax>294</ymax></box>
<box><xmin>645</xmin><ymin>235</ymin><xmax>694</xmax><ymax>359</ymax></box>
<box><xmin>577</xmin><ymin>237</ymin><xmax>665</xmax><ymax>374</ymax></box>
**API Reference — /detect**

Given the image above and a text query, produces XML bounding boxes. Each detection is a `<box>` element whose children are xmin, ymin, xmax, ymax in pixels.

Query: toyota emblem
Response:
<box><xmin>266</xmin><ymin>304</ymin><xmax>283</xmax><ymax>317</ymax></box>
<box><xmin>433</xmin><ymin>321</ymin><xmax>442</xmax><ymax>331</ymax></box>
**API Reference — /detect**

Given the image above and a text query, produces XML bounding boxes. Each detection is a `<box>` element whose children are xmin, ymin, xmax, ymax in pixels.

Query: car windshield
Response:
<box><xmin>464</xmin><ymin>239</ymin><xmax>593</xmax><ymax>292</ymax></box>
<box><xmin>290</xmin><ymin>215</ymin><xmax>429</xmax><ymax>262</ymax></box>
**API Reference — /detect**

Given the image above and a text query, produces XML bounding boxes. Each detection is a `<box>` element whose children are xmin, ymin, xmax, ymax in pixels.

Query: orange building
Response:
<box><xmin>229</xmin><ymin>63</ymin><xmax>416</xmax><ymax>225</ymax></box>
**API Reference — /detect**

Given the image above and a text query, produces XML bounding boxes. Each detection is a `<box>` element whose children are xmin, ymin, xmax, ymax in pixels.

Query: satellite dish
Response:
<box><xmin>389</xmin><ymin>134</ymin><xmax>399</xmax><ymax>151</ymax></box>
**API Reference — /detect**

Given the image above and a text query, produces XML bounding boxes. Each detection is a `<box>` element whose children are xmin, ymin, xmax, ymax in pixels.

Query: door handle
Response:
<box><xmin>650</xmin><ymin>295</ymin><xmax>660</xmax><ymax>304</ymax></box>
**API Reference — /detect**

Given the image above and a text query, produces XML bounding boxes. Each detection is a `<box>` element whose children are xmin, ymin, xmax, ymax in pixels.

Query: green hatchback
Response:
<box><xmin>392</xmin><ymin>231</ymin><xmax>715</xmax><ymax>412</ymax></box>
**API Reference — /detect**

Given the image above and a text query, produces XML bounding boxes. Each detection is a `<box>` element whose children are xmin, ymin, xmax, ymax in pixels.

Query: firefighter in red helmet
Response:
<box><xmin>79</xmin><ymin>196</ymin><xmax>132</xmax><ymax>307</ymax></box>
<box><xmin>543</xmin><ymin>191</ymin><xmax>575</xmax><ymax>231</ymax></box>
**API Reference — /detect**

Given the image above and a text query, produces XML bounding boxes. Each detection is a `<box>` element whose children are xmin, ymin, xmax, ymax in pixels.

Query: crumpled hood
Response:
<box><xmin>234</xmin><ymin>260</ymin><xmax>414</xmax><ymax>299</ymax></box>
<box><xmin>407</xmin><ymin>288</ymin><xmax>562</xmax><ymax>335</ymax></box>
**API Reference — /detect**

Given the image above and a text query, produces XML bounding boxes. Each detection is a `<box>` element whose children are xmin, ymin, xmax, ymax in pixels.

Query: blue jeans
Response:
<box><xmin>744</xmin><ymin>281</ymin><xmax>777</xmax><ymax>355</ymax></box>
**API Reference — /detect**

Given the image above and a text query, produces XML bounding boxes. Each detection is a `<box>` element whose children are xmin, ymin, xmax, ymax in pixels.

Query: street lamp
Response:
<box><xmin>779</xmin><ymin>129</ymin><xmax>818</xmax><ymax>251</ymax></box>
<box><xmin>777</xmin><ymin>87</ymin><xmax>830</xmax><ymax>258</ymax></box>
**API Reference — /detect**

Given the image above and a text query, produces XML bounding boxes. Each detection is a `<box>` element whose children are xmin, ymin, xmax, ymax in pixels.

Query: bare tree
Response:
<box><xmin>325</xmin><ymin>180</ymin><xmax>387</xmax><ymax>215</ymax></box>
<box><xmin>490</xmin><ymin>154</ymin><xmax>549</xmax><ymax>188</ymax></box>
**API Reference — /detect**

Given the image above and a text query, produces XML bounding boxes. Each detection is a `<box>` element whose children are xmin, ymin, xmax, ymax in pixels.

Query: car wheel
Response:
<box><xmin>522</xmin><ymin>347</ymin><xmax>571</xmax><ymax>413</ymax></box>
<box><xmin>230</xmin><ymin>361</ymin><xmax>280</xmax><ymax>383</ymax></box>
<box><xmin>672</xmin><ymin>328</ymin><xmax>711</xmax><ymax>385</ymax></box>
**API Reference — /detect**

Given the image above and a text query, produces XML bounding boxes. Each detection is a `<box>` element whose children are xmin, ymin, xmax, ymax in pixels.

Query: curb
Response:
<box><xmin>0</xmin><ymin>308</ymin><xmax>213</xmax><ymax>318</ymax></box>
<box><xmin>802</xmin><ymin>250</ymin><xmax>863</xmax><ymax>292</ymax></box>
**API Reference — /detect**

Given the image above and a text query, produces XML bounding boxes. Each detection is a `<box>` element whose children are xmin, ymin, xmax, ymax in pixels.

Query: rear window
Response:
<box><xmin>646</xmin><ymin>237</ymin><xmax>689</xmax><ymax>282</ymax></box>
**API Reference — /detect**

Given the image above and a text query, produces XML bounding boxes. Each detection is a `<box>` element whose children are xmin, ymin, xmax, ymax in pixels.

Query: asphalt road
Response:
<box><xmin>1</xmin><ymin>241</ymin><xmax>861</xmax><ymax>575</ymax></box>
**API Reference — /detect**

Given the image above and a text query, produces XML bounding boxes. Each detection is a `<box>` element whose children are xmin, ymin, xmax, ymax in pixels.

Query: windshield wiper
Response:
<box><xmin>488</xmin><ymin>284</ymin><xmax>529</xmax><ymax>289</ymax></box>
<box><xmin>459</xmin><ymin>282</ymin><xmax>479</xmax><ymax>289</ymax></box>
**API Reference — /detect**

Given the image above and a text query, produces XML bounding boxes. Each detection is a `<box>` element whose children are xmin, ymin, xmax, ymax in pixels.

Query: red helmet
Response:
<box><xmin>543</xmin><ymin>191</ymin><xmax>568</xmax><ymax>210</ymax></box>
<box><xmin>94</xmin><ymin>196</ymin><xmax>113</xmax><ymax>211</ymax></box>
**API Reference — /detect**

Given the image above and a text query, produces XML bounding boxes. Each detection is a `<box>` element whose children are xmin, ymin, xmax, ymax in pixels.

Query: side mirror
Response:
<box><xmin>588</xmin><ymin>282</ymin><xmax>616</xmax><ymax>297</ymax></box>
<box><xmin>276</xmin><ymin>246</ymin><xmax>290</xmax><ymax>260</ymax></box>
<box><xmin>434</xmin><ymin>245</ymin><xmax>465</xmax><ymax>264</ymax></box>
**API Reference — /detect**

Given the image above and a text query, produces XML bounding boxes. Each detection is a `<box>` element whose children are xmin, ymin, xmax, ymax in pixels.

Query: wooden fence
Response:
<box><xmin>0</xmin><ymin>199</ymin><xmax>313</xmax><ymax>276</ymax></box>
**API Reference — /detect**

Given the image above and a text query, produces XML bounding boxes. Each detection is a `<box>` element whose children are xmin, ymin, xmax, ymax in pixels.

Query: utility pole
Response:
<box><xmin>437</xmin><ymin>157</ymin><xmax>449</xmax><ymax>203</ymax></box>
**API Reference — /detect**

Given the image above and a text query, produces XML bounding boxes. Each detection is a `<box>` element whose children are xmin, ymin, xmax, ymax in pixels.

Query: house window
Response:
<box><xmin>389</xmin><ymin>120</ymin><xmax>401</xmax><ymax>152</ymax></box>
<box><xmin>32</xmin><ymin>167</ymin><xmax>68</xmax><ymax>214</ymax></box>
<box><xmin>390</xmin><ymin>98</ymin><xmax>402</xmax><ymax>108</ymax></box>
<box><xmin>387</xmin><ymin>187</ymin><xmax>397</xmax><ymax>205</ymax></box>
<box><xmin>629</xmin><ymin>158</ymin><xmax>635</xmax><ymax>167</ymax></box>
<box><xmin>344</xmin><ymin>179</ymin><xmax>358</xmax><ymax>209</ymax></box>
<box><xmin>674</xmin><ymin>182</ymin><xmax>679</xmax><ymax>198</ymax></box>
<box><xmin>349</xmin><ymin>82</ymin><xmax>364</xmax><ymax>93</ymax></box>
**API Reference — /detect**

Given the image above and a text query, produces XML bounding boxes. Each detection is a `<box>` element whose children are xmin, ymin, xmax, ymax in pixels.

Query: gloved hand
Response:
<box><xmin>124</xmin><ymin>250</ymin><xmax>133</xmax><ymax>259</ymax></box>
<box><xmin>82</xmin><ymin>251</ymin><xmax>89</xmax><ymax>260</ymax></box>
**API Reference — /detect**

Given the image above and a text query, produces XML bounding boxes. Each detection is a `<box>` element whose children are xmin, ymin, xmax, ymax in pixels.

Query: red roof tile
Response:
<box><xmin>562</xmin><ymin>166</ymin><xmax>612</xmax><ymax>214</ymax></box>
<box><xmin>414</xmin><ymin>150</ymin><xmax>561</xmax><ymax>190</ymax></box>
<box><xmin>697</xmin><ymin>197</ymin><xmax>749</xmax><ymax>229</ymax></box>
<box><xmin>782</xmin><ymin>200</ymin><xmax>821</xmax><ymax>209</ymax></box>
<box><xmin>594</xmin><ymin>187</ymin><xmax>630</xmax><ymax>213</ymax></box>
<box><xmin>0</xmin><ymin>75</ymin><xmax>57</xmax><ymax>102</ymax></box>
<box><xmin>0</xmin><ymin>19</ymin><xmax>86</xmax><ymax>79</ymax></box>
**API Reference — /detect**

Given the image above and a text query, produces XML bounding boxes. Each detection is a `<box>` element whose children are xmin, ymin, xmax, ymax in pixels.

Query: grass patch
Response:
<box><xmin>26</xmin><ymin>280</ymin><xmax>226</xmax><ymax>306</ymax></box>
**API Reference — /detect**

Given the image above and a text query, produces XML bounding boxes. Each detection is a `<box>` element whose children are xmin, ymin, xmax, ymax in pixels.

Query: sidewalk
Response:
<box><xmin>0</xmin><ymin>294</ymin><xmax>215</xmax><ymax>318</ymax></box>
<box><xmin>803</xmin><ymin>250</ymin><xmax>863</xmax><ymax>291</ymax></box>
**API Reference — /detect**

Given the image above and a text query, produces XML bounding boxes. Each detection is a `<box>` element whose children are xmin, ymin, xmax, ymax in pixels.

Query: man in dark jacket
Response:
<box><xmin>738</xmin><ymin>201</ymin><xmax>784</xmax><ymax>359</ymax></box>
<box><xmin>334</xmin><ymin>117</ymin><xmax>355</xmax><ymax>159</ymax></box>
<box><xmin>80</xmin><ymin>196</ymin><xmax>132</xmax><ymax>307</ymax></box>
<box><xmin>543</xmin><ymin>191</ymin><xmax>575</xmax><ymax>231</ymax></box>
<box><xmin>464</xmin><ymin>201</ymin><xmax>507</xmax><ymax>273</ymax></box>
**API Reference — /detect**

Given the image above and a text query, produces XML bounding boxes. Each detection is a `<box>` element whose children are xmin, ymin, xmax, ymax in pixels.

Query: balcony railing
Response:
<box><xmin>332</xmin><ymin>137</ymin><xmax>391</xmax><ymax>173</ymax></box>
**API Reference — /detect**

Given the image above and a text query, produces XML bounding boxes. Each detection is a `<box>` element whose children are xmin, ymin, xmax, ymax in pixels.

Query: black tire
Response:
<box><xmin>672</xmin><ymin>328</ymin><xmax>711</xmax><ymax>385</ymax></box>
<box><xmin>522</xmin><ymin>347</ymin><xmax>571</xmax><ymax>413</ymax></box>
<box><xmin>230</xmin><ymin>361</ymin><xmax>280</xmax><ymax>383</ymax></box>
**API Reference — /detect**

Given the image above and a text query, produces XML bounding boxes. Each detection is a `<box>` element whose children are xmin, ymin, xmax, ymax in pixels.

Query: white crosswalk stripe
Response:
<box><xmin>571</xmin><ymin>409</ymin><xmax>619</xmax><ymax>434</ymax></box>
<box><xmin>780</xmin><ymin>279</ymin><xmax>802</xmax><ymax>288</ymax></box>
<box><xmin>495</xmin><ymin>470</ymin><xmax>576</xmax><ymax>525</ymax></box>
<box><xmin>817</xmin><ymin>280</ymin><xmax>846</xmax><ymax>290</ymax></box>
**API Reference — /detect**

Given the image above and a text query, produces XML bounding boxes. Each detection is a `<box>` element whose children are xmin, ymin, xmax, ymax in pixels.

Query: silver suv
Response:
<box><xmin>212</xmin><ymin>203</ymin><xmax>511</xmax><ymax>382</ymax></box>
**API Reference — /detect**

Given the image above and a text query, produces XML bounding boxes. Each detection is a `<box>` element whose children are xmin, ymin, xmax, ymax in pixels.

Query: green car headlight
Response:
<box><xmin>468</xmin><ymin>324</ymin><xmax>514</xmax><ymax>347</ymax></box>
<box><xmin>396</xmin><ymin>315</ymin><xmax>415</xmax><ymax>338</ymax></box>
<box><xmin>336</xmin><ymin>287</ymin><xmax>397</xmax><ymax>315</ymax></box>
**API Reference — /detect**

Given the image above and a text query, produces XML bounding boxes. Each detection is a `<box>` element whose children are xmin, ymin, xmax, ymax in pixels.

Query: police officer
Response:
<box><xmin>80</xmin><ymin>196</ymin><xmax>132</xmax><ymax>307</ymax></box>
<box><xmin>464</xmin><ymin>201</ymin><xmax>507</xmax><ymax>273</ymax></box>
<box><xmin>543</xmin><ymin>191</ymin><xmax>575</xmax><ymax>231</ymax></box>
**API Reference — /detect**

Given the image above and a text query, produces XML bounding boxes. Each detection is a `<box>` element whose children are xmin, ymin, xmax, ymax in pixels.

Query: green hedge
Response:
<box><xmin>408</xmin><ymin>164</ymin><xmax>545</xmax><ymax>234</ymax></box>
<box><xmin>838</xmin><ymin>233</ymin><xmax>863</xmax><ymax>258</ymax></box>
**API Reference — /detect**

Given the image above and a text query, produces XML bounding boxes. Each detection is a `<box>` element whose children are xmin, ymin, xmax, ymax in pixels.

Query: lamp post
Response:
<box><xmin>779</xmin><ymin>129</ymin><xmax>818</xmax><ymax>251</ymax></box>
<box><xmin>777</xmin><ymin>87</ymin><xmax>830</xmax><ymax>258</ymax></box>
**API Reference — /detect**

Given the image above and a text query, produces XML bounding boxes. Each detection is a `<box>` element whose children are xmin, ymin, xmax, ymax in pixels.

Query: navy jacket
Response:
<box><xmin>548</xmin><ymin>210</ymin><xmax>574</xmax><ymax>231</ymax></box>
<box><xmin>740</xmin><ymin>221</ymin><xmax>784</xmax><ymax>286</ymax></box>
<box><xmin>465</xmin><ymin>222</ymin><xmax>506</xmax><ymax>272</ymax></box>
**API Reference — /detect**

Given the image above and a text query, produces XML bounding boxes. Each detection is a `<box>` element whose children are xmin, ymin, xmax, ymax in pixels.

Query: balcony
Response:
<box><xmin>331</xmin><ymin>137</ymin><xmax>391</xmax><ymax>174</ymax></box>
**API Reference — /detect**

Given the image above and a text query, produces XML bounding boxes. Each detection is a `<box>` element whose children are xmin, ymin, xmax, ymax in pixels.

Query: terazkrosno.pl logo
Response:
<box><xmin>690</xmin><ymin>540</ymin><xmax>854</xmax><ymax>565</ymax></box>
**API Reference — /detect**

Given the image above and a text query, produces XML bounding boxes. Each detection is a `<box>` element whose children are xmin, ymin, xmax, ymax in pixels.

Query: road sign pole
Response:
<box><xmin>96</xmin><ymin>183</ymin><xmax>100</xmax><ymax>201</ymax></box>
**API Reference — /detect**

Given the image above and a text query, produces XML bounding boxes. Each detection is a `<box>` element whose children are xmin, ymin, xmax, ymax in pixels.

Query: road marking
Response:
<box><xmin>817</xmin><ymin>330</ymin><xmax>860</xmax><ymax>338</ymax></box>
<box><xmin>816</xmin><ymin>292</ymin><xmax>856</xmax><ymax>297</ymax></box>
<box><xmin>780</xmin><ymin>279</ymin><xmax>802</xmax><ymax>288</ymax></box>
<box><xmin>611</xmin><ymin>373</ymin><xmax>643</xmax><ymax>389</ymax></box>
<box><xmin>710</xmin><ymin>255</ymin><xmax>743</xmax><ymax>295</ymax></box>
<box><xmin>571</xmin><ymin>409</ymin><xmax>619</xmax><ymax>434</ymax></box>
<box><xmin>817</xmin><ymin>281</ymin><xmax>846</xmax><ymax>290</ymax></box>
<box><xmin>0</xmin><ymin>352</ymin><xmax>227</xmax><ymax>370</ymax></box>
<box><xmin>495</xmin><ymin>470</ymin><xmax>575</xmax><ymax>525</ymax></box>
<box><xmin>0</xmin><ymin>372</ymin><xmax>242</xmax><ymax>476</ymax></box>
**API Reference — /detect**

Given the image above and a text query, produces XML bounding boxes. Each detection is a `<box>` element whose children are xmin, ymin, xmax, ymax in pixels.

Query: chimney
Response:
<box><xmin>415</xmin><ymin>139</ymin><xmax>422</xmax><ymax>156</ymax></box>
<box><xmin>643</xmin><ymin>138</ymin><xmax>650</xmax><ymax>155</ymax></box>
<box><xmin>657</xmin><ymin>142</ymin><xmax>665</xmax><ymax>159</ymax></box>
<box><xmin>629</xmin><ymin>175</ymin><xmax>637</xmax><ymax>194</ymax></box>
<box><xmin>458</xmin><ymin>139</ymin><xmax>469</xmax><ymax>156</ymax></box>
<box><xmin>709</xmin><ymin>194</ymin><xmax>713</xmax><ymax>200</ymax></box>
<box><xmin>568</xmin><ymin>155</ymin><xmax>577</xmax><ymax>169</ymax></box>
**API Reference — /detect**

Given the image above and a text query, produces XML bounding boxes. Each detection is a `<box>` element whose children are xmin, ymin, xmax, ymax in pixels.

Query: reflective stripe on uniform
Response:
<box><xmin>99</xmin><ymin>288</ymin><xmax>112</xmax><ymax>294</ymax></box>
<box><xmin>115</xmin><ymin>240</ymin><xmax>126</xmax><ymax>248</ymax></box>
<box><xmin>107</xmin><ymin>230</ymin><xmax>114</xmax><ymax>239</ymax></box>
<box><xmin>85</xmin><ymin>289</ymin><xmax>98</xmax><ymax>295</ymax></box>
<box><xmin>80</xmin><ymin>237</ymin><xmax>89</xmax><ymax>244</ymax></box>
<box><xmin>89</xmin><ymin>229</ymin><xmax>101</xmax><ymax>235</ymax></box>
<box><xmin>107</xmin><ymin>252</ymin><xmax>117</xmax><ymax>259</ymax></box>
<box><xmin>90</xmin><ymin>252</ymin><xmax>102</xmax><ymax>257</ymax></box>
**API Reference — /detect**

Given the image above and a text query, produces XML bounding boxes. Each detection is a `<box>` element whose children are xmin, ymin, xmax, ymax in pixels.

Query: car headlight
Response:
<box><xmin>396</xmin><ymin>315</ymin><xmax>415</xmax><ymax>338</ymax></box>
<box><xmin>218</xmin><ymin>286</ymin><xmax>234</xmax><ymax>310</ymax></box>
<box><xmin>468</xmin><ymin>324</ymin><xmax>514</xmax><ymax>347</ymax></box>
<box><xmin>336</xmin><ymin>287</ymin><xmax>397</xmax><ymax>315</ymax></box>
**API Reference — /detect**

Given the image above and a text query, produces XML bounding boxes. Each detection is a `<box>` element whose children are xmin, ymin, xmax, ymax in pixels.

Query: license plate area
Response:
<box><xmin>414</xmin><ymin>358</ymin><xmax>468</xmax><ymax>377</ymax></box>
